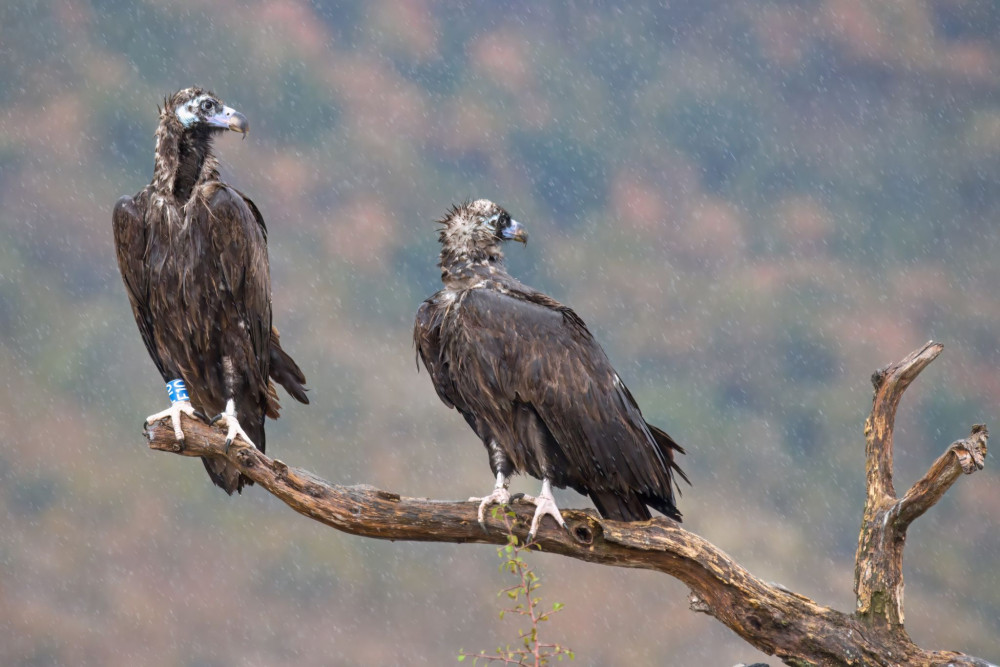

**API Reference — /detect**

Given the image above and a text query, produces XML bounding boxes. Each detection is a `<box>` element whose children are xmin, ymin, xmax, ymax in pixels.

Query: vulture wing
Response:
<box><xmin>113</xmin><ymin>190</ymin><xmax>168</xmax><ymax>379</ymax></box>
<box><xmin>456</xmin><ymin>286</ymin><xmax>685</xmax><ymax>520</ymax></box>
<box><xmin>231</xmin><ymin>187</ymin><xmax>309</xmax><ymax>410</ymax></box>
<box><xmin>415</xmin><ymin>298</ymin><xmax>497</xmax><ymax>446</ymax></box>
<box><xmin>203</xmin><ymin>183</ymin><xmax>273</xmax><ymax>408</ymax></box>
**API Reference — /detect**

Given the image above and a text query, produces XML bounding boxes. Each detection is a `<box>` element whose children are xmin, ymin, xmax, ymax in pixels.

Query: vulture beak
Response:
<box><xmin>207</xmin><ymin>105</ymin><xmax>249</xmax><ymax>135</ymax></box>
<box><xmin>501</xmin><ymin>219</ymin><xmax>529</xmax><ymax>245</ymax></box>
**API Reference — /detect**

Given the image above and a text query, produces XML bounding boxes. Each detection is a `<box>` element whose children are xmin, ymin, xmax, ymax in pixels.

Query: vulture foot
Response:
<box><xmin>521</xmin><ymin>478</ymin><xmax>568</xmax><ymax>541</ymax></box>
<box><xmin>469</xmin><ymin>473</ymin><xmax>512</xmax><ymax>531</ymax></box>
<box><xmin>145</xmin><ymin>401</ymin><xmax>199</xmax><ymax>442</ymax></box>
<box><xmin>211</xmin><ymin>400</ymin><xmax>257</xmax><ymax>452</ymax></box>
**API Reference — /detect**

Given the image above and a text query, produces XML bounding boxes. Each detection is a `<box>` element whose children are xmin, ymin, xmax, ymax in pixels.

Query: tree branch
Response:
<box><xmin>895</xmin><ymin>425</ymin><xmax>988</xmax><ymax>529</ymax></box>
<box><xmin>864</xmin><ymin>341</ymin><xmax>943</xmax><ymax>501</ymax></box>
<box><xmin>854</xmin><ymin>342</ymin><xmax>990</xmax><ymax>635</ymax></box>
<box><xmin>144</xmin><ymin>340</ymin><xmax>992</xmax><ymax>666</ymax></box>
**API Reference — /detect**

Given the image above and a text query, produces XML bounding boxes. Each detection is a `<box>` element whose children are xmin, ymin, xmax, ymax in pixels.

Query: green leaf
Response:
<box><xmin>457</xmin><ymin>655</ymin><xmax>466</xmax><ymax>662</ymax></box>
<box><xmin>553</xmin><ymin>602</ymin><xmax>565</xmax><ymax>611</ymax></box>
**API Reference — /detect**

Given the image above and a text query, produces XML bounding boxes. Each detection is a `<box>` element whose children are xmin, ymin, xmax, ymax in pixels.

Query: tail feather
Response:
<box><xmin>645</xmin><ymin>422</ymin><xmax>687</xmax><ymax>520</ymax></box>
<box><xmin>590</xmin><ymin>424</ymin><xmax>691</xmax><ymax>521</ymax></box>
<box><xmin>201</xmin><ymin>410</ymin><xmax>265</xmax><ymax>495</ymax></box>
<box><xmin>199</xmin><ymin>327</ymin><xmax>305</xmax><ymax>495</ymax></box>
<box><xmin>590</xmin><ymin>491</ymin><xmax>651</xmax><ymax>522</ymax></box>
<box><xmin>589</xmin><ymin>423</ymin><xmax>687</xmax><ymax>522</ymax></box>
<box><xmin>649</xmin><ymin>423</ymin><xmax>689</xmax><ymax>486</ymax></box>
<box><xmin>639</xmin><ymin>491</ymin><xmax>682</xmax><ymax>521</ymax></box>
<box><xmin>269</xmin><ymin>327</ymin><xmax>309</xmax><ymax>405</ymax></box>
<box><xmin>202</xmin><ymin>457</ymin><xmax>250</xmax><ymax>494</ymax></box>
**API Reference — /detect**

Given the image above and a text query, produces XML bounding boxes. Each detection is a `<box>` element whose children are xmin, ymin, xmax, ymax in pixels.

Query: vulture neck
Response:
<box><xmin>439</xmin><ymin>246</ymin><xmax>508</xmax><ymax>290</ymax></box>
<box><xmin>153</xmin><ymin>124</ymin><xmax>221</xmax><ymax>204</ymax></box>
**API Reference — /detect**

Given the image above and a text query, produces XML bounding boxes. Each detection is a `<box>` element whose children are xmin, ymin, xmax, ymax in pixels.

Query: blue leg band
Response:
<box><xmin>166</xmin><ymin>379</ymin><xmax>190</xmax><ymax>404</ymax></box>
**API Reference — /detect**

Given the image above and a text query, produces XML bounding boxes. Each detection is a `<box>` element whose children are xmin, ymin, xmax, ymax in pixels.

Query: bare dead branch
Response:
<box><xmin>855</xmin><ymin>342</ymin><xmax>990</xmax><ymax>635</ymax></box>
<box><xmin>865</xmin><ymin>341</ymin><xmax>944</xmax><ymax>500</ymax></box>
<box><xmin>143</xmin><ymin>340</ymin><xmax>992</xmax><ymax>666</ymax></box>
<box><xmin>896</xmin><ymin>425</ymin><xmax>988</xmax><ymax>528</ymax></box>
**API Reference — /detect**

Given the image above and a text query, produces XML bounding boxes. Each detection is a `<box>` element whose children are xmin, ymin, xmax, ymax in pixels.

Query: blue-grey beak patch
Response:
<box><xmin>207</xmin><ymin>105</ymin><xmax>249</xmax><ymax>134</ymax></box>
<box><xmin>501</xmin><ymin>219</ymin><xmax>528</xmax><ymax>244</ymax></box>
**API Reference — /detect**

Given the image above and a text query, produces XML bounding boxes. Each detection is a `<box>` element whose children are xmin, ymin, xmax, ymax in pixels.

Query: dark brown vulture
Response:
<box><xmin>414</xmin><ymin>200</ymin><xmax>688</xmax><ymax>537</ymax></box>
<box><xmin>113</xmin><ymin>87</ymin><xmax>308</xmax><ymax>494</ymax></box>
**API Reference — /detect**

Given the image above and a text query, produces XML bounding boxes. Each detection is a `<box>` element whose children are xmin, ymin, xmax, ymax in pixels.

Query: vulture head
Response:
<box><xmin>153</xmin><ymin>88</ymin><xmax>249</xmax><ymax>200</ymax></box>
<box><xmin>438</xmin><ymin>199</ymin><xmax>527</xmax><ymax>267</ymax></box>
<box><xmin>161</xmin><ymin>87</ymin><xmax>248</xmax><ymax>137</ymax></box>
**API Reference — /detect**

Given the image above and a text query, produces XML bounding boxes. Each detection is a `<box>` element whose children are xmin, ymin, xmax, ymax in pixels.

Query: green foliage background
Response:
<box><xmin>1</xmin><ymin>1</ymin><xmax>997</xmax><ymax>663</ymax></box>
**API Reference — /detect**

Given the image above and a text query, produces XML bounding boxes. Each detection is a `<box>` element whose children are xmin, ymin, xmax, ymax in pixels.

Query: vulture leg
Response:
<box><xmin>211</xmin><ymin>399</ymin><xmax>257</xmax><ymax>452</ymax></box>
<box><xmin>145</xmin><ymin>401</ymin><xmax>199</xmax><ymax>442</ymax></box>
<box><xmin>469</xmin><ymin>471</ymin><xmax>512</xmax><ymax>529</ymax></box>
<box><xmin>520</xmin><ymin>478</ymin><xmax>568</xmax><ymax>541</ymax></box>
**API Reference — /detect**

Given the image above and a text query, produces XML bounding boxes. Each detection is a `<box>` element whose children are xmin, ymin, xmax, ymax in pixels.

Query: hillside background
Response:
<box><xmin>1</xmin><ymin>0</ymin><xmax>998</xmax><ymax>664</ymax></box>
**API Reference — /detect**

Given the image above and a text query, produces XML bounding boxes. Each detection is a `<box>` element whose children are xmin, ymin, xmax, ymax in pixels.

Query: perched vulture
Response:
<box><xmin>113</xmin><ymin>87</ymin><xmax>308</xmax><ymax>494</ymax></box>
<box><xmin>414</xmin><ymin>200</ymin><xmax>688</xmax><ymax>537</ymax></box>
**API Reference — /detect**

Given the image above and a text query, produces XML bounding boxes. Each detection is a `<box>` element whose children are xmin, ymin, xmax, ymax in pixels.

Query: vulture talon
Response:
<box><xmin>214</xmin><ymin>399</ymin><xmax>257</xmax><ymax>452</ymax></box>
<box><xmin>469</xmin><ymin>472</ymin><xmax>512</xmax><ymax>527</ymax></box>
<box><xmin>144</xmin><ymin>400</ymin><xmax>197</xmax><ymax>442</ymax></box>
<box><xmin>522</xmin><ymin>479</ymin><xmax>567</xmax><ymax>542</ymax></box>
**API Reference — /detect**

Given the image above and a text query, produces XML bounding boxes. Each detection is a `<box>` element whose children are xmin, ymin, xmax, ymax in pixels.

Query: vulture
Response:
<box><xmin>113</xmin><ymin>87</ymin><xmax>308</xmax><ymax>494</ymax></box>
<box><xmin>414</xmin><ymin>200</ymin><xmax>688</xmax><ymax>537</ymax></box>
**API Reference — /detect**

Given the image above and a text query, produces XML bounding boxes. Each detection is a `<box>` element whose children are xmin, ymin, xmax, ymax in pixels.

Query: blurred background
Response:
<box><xmin>1</xmin><ymin>0</ymin><xmax>998</xmax><ymax>664</ymax></box>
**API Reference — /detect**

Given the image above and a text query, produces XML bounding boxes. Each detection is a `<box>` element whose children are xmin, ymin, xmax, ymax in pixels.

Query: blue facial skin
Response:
<box><xmin>175</xmin><ymin>95</ymin><xmax>248</xmax><ymax>134</ymax></box>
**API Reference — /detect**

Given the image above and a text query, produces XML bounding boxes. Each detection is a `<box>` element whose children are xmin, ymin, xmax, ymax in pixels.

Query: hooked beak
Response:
<box><xmin>501</xmin><ymin>219</ymin><xmax>528</xmax><ymax>244</ymax></box>
<box><xmin>206</xmin><ymin>105</ymin><xmax>249</xmax><ymax>135</ymax></box>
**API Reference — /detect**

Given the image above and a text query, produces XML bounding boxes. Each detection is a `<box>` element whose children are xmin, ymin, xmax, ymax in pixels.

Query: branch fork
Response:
<box><xmin>854</xmin><ymin>342</ymin><xmax>989</xmax><ymax>633</ymax></box>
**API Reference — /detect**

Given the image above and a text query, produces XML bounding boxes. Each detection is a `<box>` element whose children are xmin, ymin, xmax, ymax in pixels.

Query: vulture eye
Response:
<box><xmin>200</xmin><ymin>99</ymin><xmax>214</xmax><ymax>112</ymax></box>
<box><xmin>498</xmin><ymin>212</ymin><xmax>511</xmax><ymax>229</ymax></box>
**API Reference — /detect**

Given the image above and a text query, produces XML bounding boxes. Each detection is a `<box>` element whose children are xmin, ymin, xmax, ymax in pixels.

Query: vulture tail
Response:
<box><xmin>201</xmin><ymin>411</ymin><xmax>265</xmax><ymax>495</ymax></box>
<box><xmin>639</xmin><ymin>492</ymin><xmax>682</xmax><ymax>522</ymax></box>
<box><xmin>589</xmin><ymin>424</ymin><xmax>688</xmax><ymax>522</ymax></box>
<box><xmin>648</xmin><ymin>423</ymin><xmax>690</xmax><ymax>485</ymax></box>
<box><xmin>269</xmin><ymin>328</ymin><xmax>309</xmax><ymax>405</ymax></box>
<box><xmin>643</xmin><ymin>423</ymin><xmax>687</xmax><ymax>521</ymax></box>
<box><xmin>590</xmin><ymin>491</ymin><xmax>653</xmax><ymax>522</ymax></box>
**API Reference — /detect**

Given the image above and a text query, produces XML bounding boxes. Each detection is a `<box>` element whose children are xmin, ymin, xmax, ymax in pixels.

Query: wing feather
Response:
<box><xmin>414</xmin><ymin>300</ymin><xmax>455</xmax><ymax>409</ymax></box>
<box><xmin>204</xmin><ymin>184</ymin><xmax>272</xmax><ymax>393</ymax></box>
<box><xmin>415</xmin><ymin>296</ymin><xmax>500</xmax><ymax>449</ymax></box>
<box><xmin>457</xmin><ymin>287</ymin><xmax>683</xmax><ymax>503</ymax></box>
<box><xmin>113</xmin><ymin>190</ymin><xmax>170</xmax><ymax>379</ymax></box>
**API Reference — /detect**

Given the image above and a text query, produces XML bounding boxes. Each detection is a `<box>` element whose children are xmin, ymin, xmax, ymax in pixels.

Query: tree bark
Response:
<box><xmin>145</xmin><ymin>342</ymin><xmax>993</xmax><ymax>667</ymax></box>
